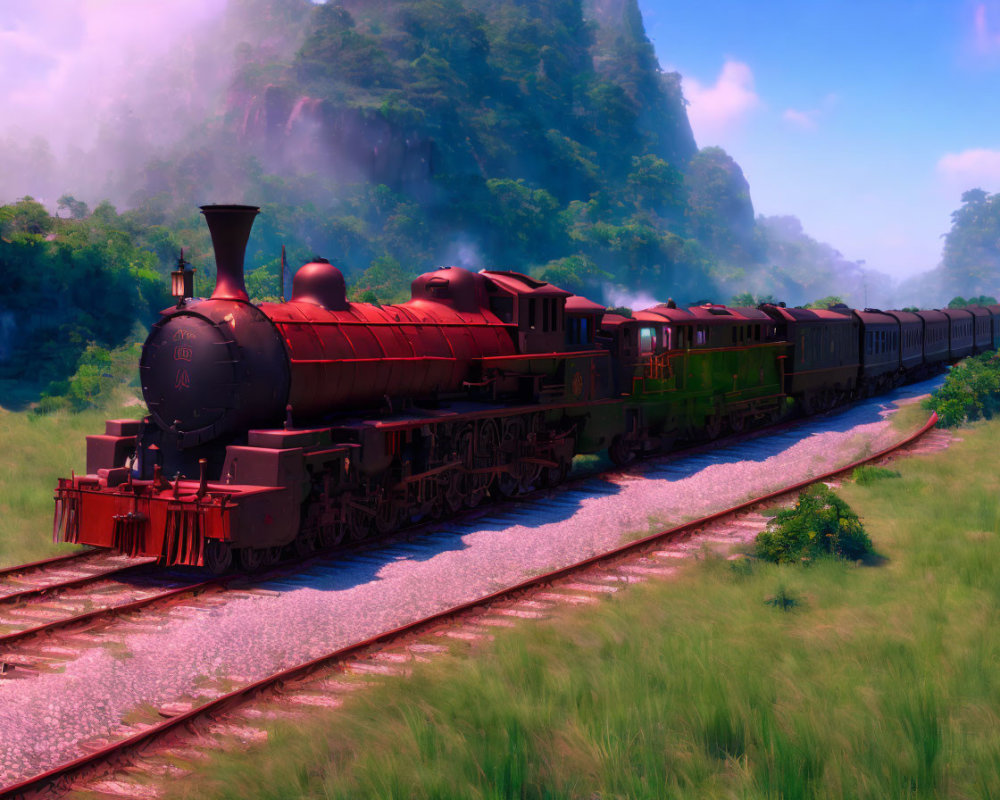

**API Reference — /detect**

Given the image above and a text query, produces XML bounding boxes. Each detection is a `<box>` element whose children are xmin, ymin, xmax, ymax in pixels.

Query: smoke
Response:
<box><xmin>603</xmin><ymin>286</ymin><xmax>661</xmax><ymax>311</ymax></box>
<box><xmin>0</xmin><ymin>0</ymin><xmax>231</xmax><ymax>206</ymax></box>
<box><xmin>440</xmin><ymin>237</ymin><xmax>485</xmax><ymax>270</ymax></box>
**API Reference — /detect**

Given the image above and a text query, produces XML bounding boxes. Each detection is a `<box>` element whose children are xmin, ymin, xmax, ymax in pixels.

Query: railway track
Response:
<box><xmin>0</xmin><ymin>550</ymin><xmax>230</xmax><ymax>673</ymax></box>
<box><xmin>0</xmin><ymin>550</ymin><xmax>140</xmax><ymax>596</ymax></box>
<box><xmin>1</xmin><ymin>412</ymin><xmax>941</xmax><ymax>799</ymax></box>
<box><xmin>0</xmin><ymin>577</ymin><xmax>222</xmax><ymax>659</ymax></box>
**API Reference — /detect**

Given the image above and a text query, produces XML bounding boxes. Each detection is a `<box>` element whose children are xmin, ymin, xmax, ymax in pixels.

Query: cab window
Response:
<box><xmin>639</xmin><ymin>327</ymin><xmax>656</xmax><ymax>355</ymax></box>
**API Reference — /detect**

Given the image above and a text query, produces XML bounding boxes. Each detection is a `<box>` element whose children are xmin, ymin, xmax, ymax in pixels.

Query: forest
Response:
<box><xmin>1</xmin><ymin>0</ymin><xmax>998</xmax><ymax>407</ymax></box>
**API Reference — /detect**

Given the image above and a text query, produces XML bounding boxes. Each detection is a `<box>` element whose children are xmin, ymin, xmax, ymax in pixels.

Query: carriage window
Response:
<box><xmin>663</xmin><ymin>327</ymin><xmax>673</xmax><ymax>350</ymax></box>
<box><xmin>696</xmin><ymin>326</ymin><xmax>706</xmax><ymax>346</ymax></box>
<box><xmin>542</xmin><ymin>299</ymin><xmax>550</xmax><ymax>332</ymax></box>
<box><xmin>528</xmin><ymin>299</ymin><xmax>536</xmax><ymax>330</ymax></box>
<box><xmin>639</xmin><ymin>327</ymin><xmax>655</xmax><ymax>354</ymax></box>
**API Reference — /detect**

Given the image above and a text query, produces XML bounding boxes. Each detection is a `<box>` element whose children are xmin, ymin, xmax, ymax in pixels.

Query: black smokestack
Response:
<box><xmin>200</xmin><ymin>204</ymin><xmax>260</xmax><ymax>302</ymax></box>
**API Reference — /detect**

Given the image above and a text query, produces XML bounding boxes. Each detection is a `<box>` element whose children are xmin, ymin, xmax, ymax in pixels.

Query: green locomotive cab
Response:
<box><xmin>599</xmin><ymin>304</ymin><xmax>788</xmax><ymax>463</ymax></box>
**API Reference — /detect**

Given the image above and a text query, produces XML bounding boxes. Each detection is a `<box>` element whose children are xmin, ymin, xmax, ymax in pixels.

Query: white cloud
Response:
<box><xmin>937</xmin><ymin>148</ymin><xmax>1000</xmax><ymax>189</ymax></box>
<box><xmin>973</xmin><ymin>2</ymin><xmax>1000</xmax><ymax>54</ymax></box>
<box><xmin>782</xmin><ymin>108</ymin><xmax>818</xmax><ymax>131</ymax></box>
<box><xmin>683</xmin><ymin>61</ymin><xmax>759</xmax><ymax>143</ymax></box>
<box><xmin>781</xmin><ymin>93</ymin><xmax>838</xmax><ymax>132</ymax></box>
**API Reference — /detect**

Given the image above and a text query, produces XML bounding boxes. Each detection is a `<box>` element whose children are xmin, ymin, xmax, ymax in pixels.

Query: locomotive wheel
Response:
<box><xmin>444</xmin><ymin>476</ymin><xmax>465</xmax><ymax>514</ymax></box>
<box><xmin>451</xmin><ymin>423</ymin><xmax>476</xmax><ymax>508</ymax></box>
<box><xmin>428</xmin><ymin>493</ymin><xmax>445</xmax><ymax>520</ymax></box>
<box><xmin>464</xmin><ymin>486</ymin><xmax>484</xmax><ymax>509</ymax></box>
<box><xmin>494</xmin><ymin>418</ymin><xmax>524</xmax><ymax>498</ymax></box>
<box><xmin>704</xmin><ymin>413</ymin><xmax>725</xmax><ymax>440</ymax></box>
<box><xmin>294</xmin><ymin>530</ymin><xmax>318</xmax><ymax>559</ymax></box>
<box><xmin>319</xmin><ymin>523</ymin><xmax>344</xmax><ymax>549</ymax></box>
<box><xmin>729</xmin><ymin>412</ymin><xmax>745</xmax><ymax>434</ymax></box>
<box><xmin>468</xmin><ymin>419</ymin><xmax>499</xmax><ymax>505</ymax></box>
<box><xmin>237</xmin><ymin>547</ymin><xmax>265</xmax><ymax>572</ymax></box>
<box><xmin>658</xmin><ymin>429</ymin><xmax>678</xmax><ymax>454</ymax></box>
<box><xmin>374</xmin><ymin>498</ymin><xmax>401</xmax><ymax>535</ymax></box>
<box><xmin>608</xmin><ymin>435</ymin><xmax>635</xmax><ymax>467</ymax></box>
<box><xmin>371</xmin><ymin>474</ymin><xmax>401</xmax><ymax>535</ymax></box>
<box><xmin>204</xmin><ymin>539</ymin><xmax>233</xmax><ymax>574</ymax></box>
<box><xmin>542</xmin><ymin>459</ymin><xmax>570</xmax><ymax>488</ymax></box>
<box><xmin>518</xmin><ymin>415</ymin><xmax>545</xmax><ymax>492</ymax></box>
<box><xmin>347</xmin><ymin>507</ymin><xmax>371</xmax><ymax>541</ymax></box>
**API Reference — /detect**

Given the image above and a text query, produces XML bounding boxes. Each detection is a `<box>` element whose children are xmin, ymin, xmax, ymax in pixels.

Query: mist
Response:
<box><xmin>0</xmin><ymin>0</ymin><xmax>984</xmax><ymax>314</ymax></box>
<box><xmin>0</xmin><ymin>0</ymin><xmax>271</xmax><ymax>208</ymax></box>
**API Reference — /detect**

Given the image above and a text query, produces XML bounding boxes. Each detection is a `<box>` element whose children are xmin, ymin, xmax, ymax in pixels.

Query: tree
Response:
<box><xmin>684</xmin><ymin>147</ymin><xmax>760</xmax><ymax>264</ymax></box>
<box><xmin>350</xmin><ymin>255</ymin><xmax>409</xmax><ymax>304</ymax></box>
<box><xmin>730</xmin><ymin>291</ymin><xmax>775</xmax><ymax>307</ymax></box>
<box><xmin>806</xmin><ymin>296</ymin><xmax>844</xmax><ymax>310</ymax></box>
<box><xmin>57</xmin><ymin>195</ymin><xmax>90</xmax><ymax>220</ymax></box>
<box><xmin>536</xmin><ymin>255</ymin><xmax>610</xmax><ymax>297</ymax></box>
<box><xmin>940</xmin><ymin>189</ymin><xmax>1000</xmax><ymax>300</ymax></box>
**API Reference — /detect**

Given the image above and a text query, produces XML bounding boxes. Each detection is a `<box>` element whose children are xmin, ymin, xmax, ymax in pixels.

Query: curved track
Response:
<box><xmin>2</xmin><ymin>412</ymin><xmax>939</xmax><ymax>799</ymax></box>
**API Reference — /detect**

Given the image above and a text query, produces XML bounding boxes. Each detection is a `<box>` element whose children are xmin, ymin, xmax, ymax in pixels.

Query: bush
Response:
<box><xmin>925</xmin><ymin>352</ymin><xmax>1000</xmax><ymax>427</ymax></box>
<box><xmin>755</xmin><ymin>484</ymin><xmax>874</xmax><ymax>564</ymax></box>
<box><xmin>34</xmin><ymin>341</ymin><xmax>142</xmax><ymax>413</ymax></box>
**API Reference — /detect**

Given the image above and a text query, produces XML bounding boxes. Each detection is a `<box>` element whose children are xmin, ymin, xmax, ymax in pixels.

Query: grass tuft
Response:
<box><xmin>851</xmin><ymin>464</ymin><xmax>901</xmax><ymax>485</ymax></box>
<box><xmin>764</xmin><ymin>584</ymin><xmax>800</xmax><ymax>610</ymax></box>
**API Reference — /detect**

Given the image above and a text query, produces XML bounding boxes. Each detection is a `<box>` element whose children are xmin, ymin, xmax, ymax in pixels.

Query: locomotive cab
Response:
<box><xmin>480</xmin><ymin>271</ymin><xmax>571</xmax><ymax>354</ymax></box>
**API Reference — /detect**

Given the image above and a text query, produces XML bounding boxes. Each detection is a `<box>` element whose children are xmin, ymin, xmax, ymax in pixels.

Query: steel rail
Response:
<box><xmin>0</xmin><ymin>562</ymin><xmax>154</xmax><ymax>606</ymax></box>
<box><xmin>0</xmin><ymin>577</ymin><xmax>223</xmax><ymax>651</ymax></box>
<box><xmin>0</xmin><ymin>550</ymin><xmax>96</xmax><ymax>581</ymax></box>
<box><xmin>0</xmin><ymin>411</ymin><xmax>939</xmax><ymax>800</ymax></box>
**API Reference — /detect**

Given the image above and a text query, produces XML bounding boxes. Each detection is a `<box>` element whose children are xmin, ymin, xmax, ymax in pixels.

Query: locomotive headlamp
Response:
<box><xmin>171</xmin><ymin>249</ymin><xmax>196</xmax><ymax>304</ymax></box>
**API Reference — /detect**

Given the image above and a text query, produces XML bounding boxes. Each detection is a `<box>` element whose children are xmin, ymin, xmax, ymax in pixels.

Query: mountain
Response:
<box><xmin>124</xmin><ymin>0</ymin><xmax>761</xmax><ymax>306</ymax></box>
<box><xmin>3</xmin><ymin>0</ymin><xmax>891</xmax><ymax>392</ymax></box>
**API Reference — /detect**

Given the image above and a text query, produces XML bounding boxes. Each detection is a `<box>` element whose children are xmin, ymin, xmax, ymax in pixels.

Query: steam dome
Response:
<box><xmin>290</xmin><ymin>259</ymin><xmax>348</xmax><ymax>310</ymax></box>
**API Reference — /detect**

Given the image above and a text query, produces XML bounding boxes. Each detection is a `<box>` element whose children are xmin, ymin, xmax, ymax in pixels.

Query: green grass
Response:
<box><xmin>0</xmin><ymin>390</ymin><xmax>143</xmax><ymax>568</ymax></box>
<box><xmin>159</xmin><ymin>413</ymin><xmax>1000</xmax><ymax>800</ymax></box>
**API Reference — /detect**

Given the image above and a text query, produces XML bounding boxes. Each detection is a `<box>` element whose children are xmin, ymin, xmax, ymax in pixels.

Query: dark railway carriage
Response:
<box><xmin>759</xmin><ymin>305</ymin><xmax>858</xmax><ymax>412</ymax></box>
<box><xmin>988</xmin><ymin>305</ymin><xmax>1000</xmax><ymax>350</ymax></box>
<box><xmin>941</xmin><ymin>308</ymin><xmax>974</xmax><ymax>360</ymax></box>
<box><xmin>884</xmin><ymin>310</ymin><xmax>923</xmax><ymax>375</ymax></box>
<box><xmin>915</xmin><ymin>310</ymin><xmax>950</xmax><ymax>370</ymax></box>
<box><xmin>855</xmin><ymin>309</ymin><xmax>901</xmax><ymax>395</ymax></box>
<box><xmin>966</xmin><ymin>306</ymin><xmax>993</xmax><ymax>353</ymax></box>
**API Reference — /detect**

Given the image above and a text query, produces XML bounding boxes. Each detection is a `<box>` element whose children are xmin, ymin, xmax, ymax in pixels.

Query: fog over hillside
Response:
<box><xmin>0</xmin><ymin>0</ymin><xmax>979</xmax><ymax>310</ymax></box>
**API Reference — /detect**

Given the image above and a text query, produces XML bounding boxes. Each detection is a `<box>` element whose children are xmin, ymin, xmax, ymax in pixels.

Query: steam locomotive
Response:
<box><xmin>52</xmin><ymin>205</ymin><xmax>999</xmax><ymax>572</ymax></box>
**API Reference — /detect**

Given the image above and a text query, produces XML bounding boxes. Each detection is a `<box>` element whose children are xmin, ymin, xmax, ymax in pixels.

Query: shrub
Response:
<box><xmin>764</xmin><ymin>584</ymin><xmax>800</xmax><ymax>610</ymax></box>
<box><xmin>755</xmin><ymin>484</ymin><xmax>874</xmax><ymax>564</ymax></box>
<box><xmin>925</xmin><ymin>352</ymin><xmax>1000</xmax><ymax>427</ymax></box>
<box><xmin>33</xmin><ymin>341</ymin><xmax>142</xmax><ymax>413</ymax></box>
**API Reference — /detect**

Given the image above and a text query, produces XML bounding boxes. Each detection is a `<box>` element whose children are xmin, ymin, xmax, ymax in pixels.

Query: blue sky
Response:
<box><xmin>639</xmin><ymin>0</ymin><xmax>1000</xmax><ymax>281</ymax></box>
